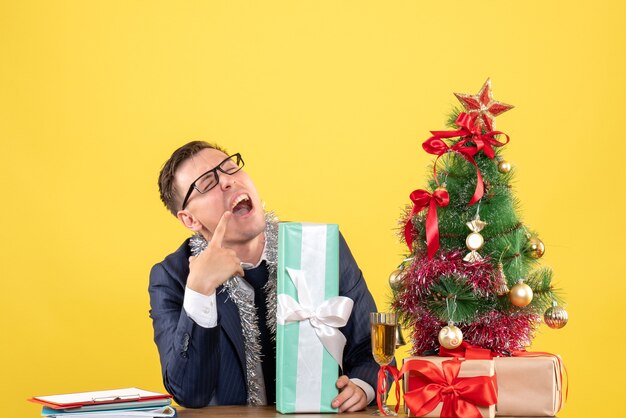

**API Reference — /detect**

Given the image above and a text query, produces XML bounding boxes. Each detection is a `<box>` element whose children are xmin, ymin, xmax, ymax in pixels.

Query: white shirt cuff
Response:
<box><xmin>350</xmin><ymin>378</ymin><xmax>375</xmax><ymax>405</ymax></box>
<box><xmin>183</xmin><ymin>287</ymin><xmax>218</xmax><ymax>328</ymax></box>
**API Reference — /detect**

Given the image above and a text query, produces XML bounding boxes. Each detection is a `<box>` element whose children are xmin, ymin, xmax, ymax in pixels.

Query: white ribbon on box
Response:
<box><xmin>277</xmin><ymin>267</ymin><xmax>353</xmax><ymax>369</ymax></box>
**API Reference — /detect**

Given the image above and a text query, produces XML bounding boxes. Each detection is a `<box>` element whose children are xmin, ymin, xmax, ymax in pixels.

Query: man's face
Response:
<box><xmin>175</xmin><ymin>148</ymin><xmax>265</xmax><ymax>244</ymax></box>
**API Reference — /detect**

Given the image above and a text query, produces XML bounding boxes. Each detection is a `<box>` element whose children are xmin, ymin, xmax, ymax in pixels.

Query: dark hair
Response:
<box><xmin>158</xmin><ymin>141</ymin><xmax>227</xmax><ymax>216</ymax></box>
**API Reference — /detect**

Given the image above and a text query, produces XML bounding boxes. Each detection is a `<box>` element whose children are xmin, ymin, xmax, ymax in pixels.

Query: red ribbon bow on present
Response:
<box><xmin>376</xmin><ymin>365</ymin><xmax>401</xmax><ymax>416</ymax></box>
<box><xmin>400</xmin><ymin>358</ymin><xmax>498</xmax><ymax>418</ymax></box>
<box><xmin>404</xmin><ymin>188</ymin><xmax>449</xmax><ymax>259</ymax></box>
<box><xmin>438</xmin><ymin>341</ymin><xmax>496</xmax><ymax>360</ymax></box>
<box><xmin>424</xmin><ymin>112</ymin><xmax>510</xmax><ymax>206</ymax></box>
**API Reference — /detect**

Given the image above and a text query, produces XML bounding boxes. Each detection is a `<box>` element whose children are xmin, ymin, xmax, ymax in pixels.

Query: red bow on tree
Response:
<box><xmin>404</xmin><ymin>188</ymin><xmax>449</xmax><ymax>259</ymax></box>
<box><xmin>401</xmin><ymin>359</ymin><xmax>498</xmax><ymax>418</ymax></box>
<box><xmin>423</xmin><ymin>113</ymin><xmax>510</xmax><ymax>206</ymax></box>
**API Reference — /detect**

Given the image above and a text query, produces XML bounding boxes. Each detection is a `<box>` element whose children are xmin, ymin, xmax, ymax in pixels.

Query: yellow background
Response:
<box><xmin>1</xmin><ymin>1</ymin><xmax>624</xmax><ymax>416</ymax></box>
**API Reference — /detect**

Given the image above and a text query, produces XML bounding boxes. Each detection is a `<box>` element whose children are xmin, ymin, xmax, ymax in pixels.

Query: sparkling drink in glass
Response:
<box><xmin>370</xmin><ymin>312</ymin><xmax>397</xmax><ymax>415</ymax></box>
<box><xmin>371</xmin><ymin>322</ymin><xmax>396</xmax><ymax>365</ymax></box>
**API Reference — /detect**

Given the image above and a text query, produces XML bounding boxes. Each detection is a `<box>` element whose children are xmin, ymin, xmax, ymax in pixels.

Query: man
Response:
<box><xmin>149</xmin><ymin>141</ymin><xmax>380</xmax><ymax>411</ymax></box>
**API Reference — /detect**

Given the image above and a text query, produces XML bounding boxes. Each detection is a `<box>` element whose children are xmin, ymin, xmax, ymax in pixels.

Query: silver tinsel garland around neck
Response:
<box><xmin>189</xmin><ymin>211</ymin><xmax>278</xmax><ymax>406</ymax></box>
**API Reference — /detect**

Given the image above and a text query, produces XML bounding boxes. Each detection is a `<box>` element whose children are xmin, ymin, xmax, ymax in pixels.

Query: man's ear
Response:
<box><xmin>177</xmin><ymin>210</ymin><xmax>203</xmax><ymax>232</ymax></box>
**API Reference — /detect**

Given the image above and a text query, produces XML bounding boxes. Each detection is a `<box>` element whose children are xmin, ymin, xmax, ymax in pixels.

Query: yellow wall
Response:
<box><xmin>2</xmin><ymin>1</ymin><xmax>624</xmax><ymax>416</ymax></box>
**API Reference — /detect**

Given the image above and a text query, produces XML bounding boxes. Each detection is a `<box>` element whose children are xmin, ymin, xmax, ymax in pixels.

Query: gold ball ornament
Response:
<box><xmin>497</xmin><ymin>160</ymin><xmax>512</xmax><ymax>173</ymax></box>
<box><xmin>527</xmin><ymin>237</ymin><xmax>546</xmax><ymax>259</ymax></box>
<box><xmin>544</xmin><ymin>303</ymin><xmax>568</xmax><ymax>329</ymax></box>
<box><xmin>438</xmin><ymin>324</ymin><xmax>463</xmax><ymax>349</ymax></box>
<box><xmin>509</xmin><ymin>281</ymin><xmax>533</xmax><ymax>307</ymax></box>
<box><xmin>388</xmin><ymin>269</ymin><xmax>405</xmax><ymax>292</ymax></box>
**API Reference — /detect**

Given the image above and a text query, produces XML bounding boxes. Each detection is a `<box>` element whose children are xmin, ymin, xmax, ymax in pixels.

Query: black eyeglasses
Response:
<box><xmin>181</xmin><ymin>153</ymin><xmax>244</xmax><ymax>210</ymax></box>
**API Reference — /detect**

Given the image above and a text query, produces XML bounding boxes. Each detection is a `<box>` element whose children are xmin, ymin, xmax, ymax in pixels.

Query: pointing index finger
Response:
<box><xmin>209</xmin><ymin>211</ymin><xmax>232</xmax><ymax>248</ymax></box>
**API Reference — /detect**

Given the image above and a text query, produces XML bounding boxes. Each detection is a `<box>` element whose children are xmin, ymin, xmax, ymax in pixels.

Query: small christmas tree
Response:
<box><xmin>392</xmin><ymin>79</ymin><xmax>568</xmax><ymax>356</ymax></box>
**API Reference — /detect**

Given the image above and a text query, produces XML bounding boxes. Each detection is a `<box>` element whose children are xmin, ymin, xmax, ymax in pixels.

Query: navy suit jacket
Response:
<box><xmin>149</xmin><ymin>233</ymin><xmax>380</xmax><ymax>408</ymax></box>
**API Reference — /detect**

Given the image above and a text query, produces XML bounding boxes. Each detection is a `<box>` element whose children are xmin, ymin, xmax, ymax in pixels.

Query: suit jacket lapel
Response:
<box><xmin>216</xmin><ymin>287</ymin><xmax>246</xmax><ymax>372</ymax></box>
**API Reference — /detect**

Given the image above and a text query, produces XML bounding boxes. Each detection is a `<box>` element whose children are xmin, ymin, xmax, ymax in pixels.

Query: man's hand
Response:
<box><xmin>187</xmin><ymin>211</ymin><xmax>244</xmax><ymax>296</ymax></box>
<box><xmin>332</xmin><ymin>375</ymin><xmax>368</xmax><ymax>413</ymax></box>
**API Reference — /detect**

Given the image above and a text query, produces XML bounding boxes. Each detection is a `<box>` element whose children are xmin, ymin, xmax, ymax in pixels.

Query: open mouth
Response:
<box><xmin>232</xmin><ymin>193</ymin><xmax>253</xmax><ymax>216</ymax></box>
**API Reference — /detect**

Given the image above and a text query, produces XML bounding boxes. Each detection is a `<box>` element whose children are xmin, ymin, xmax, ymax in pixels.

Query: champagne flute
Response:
<box><xmin>370</xmin><ymin>312</ymin><xmax>397</xmax><ymax>416</ymax></box>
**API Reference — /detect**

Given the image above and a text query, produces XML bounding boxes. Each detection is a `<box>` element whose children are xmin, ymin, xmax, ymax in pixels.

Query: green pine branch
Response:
<box><xmin>446</xmin><ymin>107</ymin><xmax>463</xmax><ymax>128</ymax></box>
<box><xmin>524</xmin><ymin>267</ymin><xmax>559</xmax><ymax>314</ymax></box>
<box><xmin>426</xmin><ymin>275</ymin><xmax>494</xmax><ymax>323</ymax></box>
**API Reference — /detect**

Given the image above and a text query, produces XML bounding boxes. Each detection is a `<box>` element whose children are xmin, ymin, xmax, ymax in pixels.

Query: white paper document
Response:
<box><xmin>34</xmin><ymin>388</ymin><xmax>168</xmax><ymax>406</ymax></box>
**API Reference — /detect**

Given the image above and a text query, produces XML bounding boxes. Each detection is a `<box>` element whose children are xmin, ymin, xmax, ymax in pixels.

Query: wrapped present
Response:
<box><xmin>276</xmin><ymin>222</ymin><xmax>354</xmax><ymax>413</ymax></box>
<box><xmin>402</xmin><ymin>356</ymin><xmax>497</xmax><ymax>418</ymax></box>
<box><xmin>494</xmin><ymin>354</ymin><xmax>565</xmax><ymax>416</ymax></box>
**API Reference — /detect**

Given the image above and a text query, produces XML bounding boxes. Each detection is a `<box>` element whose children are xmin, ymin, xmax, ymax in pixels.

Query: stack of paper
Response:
<box><xmin>29</xmin><ymin>388</ymin><xmax>175</xmax><ymax>418</ymax></box>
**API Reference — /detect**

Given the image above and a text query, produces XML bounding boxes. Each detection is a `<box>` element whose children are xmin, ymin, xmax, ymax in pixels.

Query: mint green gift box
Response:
<box><xmin>276</xmin><ymin>222</ymin><xmax>353</xmax><ymax>413</ymax></box>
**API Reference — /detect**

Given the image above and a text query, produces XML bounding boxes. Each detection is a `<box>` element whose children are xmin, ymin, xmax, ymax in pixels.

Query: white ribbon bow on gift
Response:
<box><xmin>277</xmin><ymin>267</ymin><xmax>354</xmax><ymax>370</ymax></box>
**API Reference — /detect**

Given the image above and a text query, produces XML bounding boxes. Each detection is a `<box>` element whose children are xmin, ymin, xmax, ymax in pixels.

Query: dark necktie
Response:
<box><xmin>243</xmin><ymin>261</ymin><xmax>276</xmax><ymax>404</ymax></box>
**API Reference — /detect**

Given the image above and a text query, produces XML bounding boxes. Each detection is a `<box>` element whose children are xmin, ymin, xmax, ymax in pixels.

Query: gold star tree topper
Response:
<box><xmin>454</xmin><ymin>79</ymin><xmax>514</xmax><ymax>131</ymax></box>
